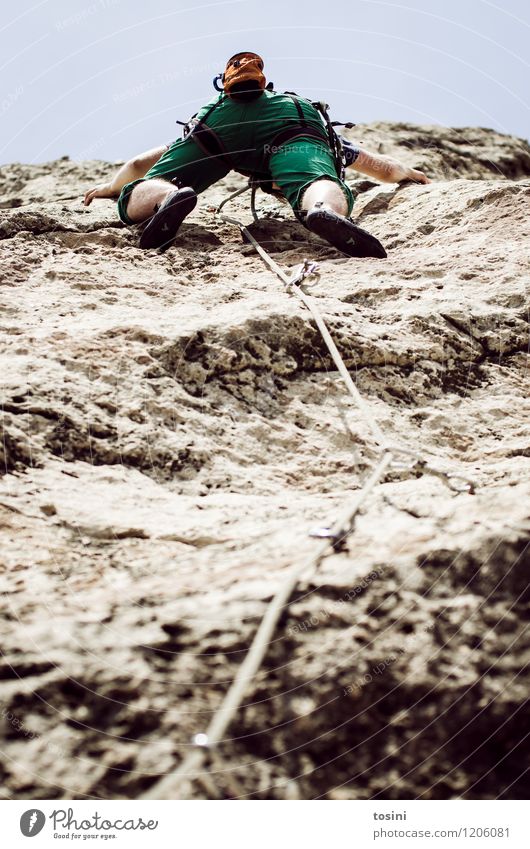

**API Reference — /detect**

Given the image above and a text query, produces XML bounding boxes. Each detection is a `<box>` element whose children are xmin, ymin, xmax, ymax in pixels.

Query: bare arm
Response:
<box><xmin>348</xmin><ymin>148</ymin><xmax>430</xmax><ymax>184</ymax></box>
<box><xmin>83</xmin><ymin>145</ymin><xmax>168</xmax><ymax>206</ymax></box>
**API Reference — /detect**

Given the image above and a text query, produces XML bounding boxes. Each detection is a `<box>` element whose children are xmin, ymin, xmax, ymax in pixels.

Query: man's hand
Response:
<box><xmin>82</xmin><ymin>145</ymin><xmax>167</xmax><ymax>208</ymax></box>
<box><xmin>390</xmin><ymin>162</ymin><xmax>431</xmax><ymax>185</ymax></box>
<box><xmin>83</xmin><ymin>182</ymin><xmax>117</xmax><ymax>206</ymax></box>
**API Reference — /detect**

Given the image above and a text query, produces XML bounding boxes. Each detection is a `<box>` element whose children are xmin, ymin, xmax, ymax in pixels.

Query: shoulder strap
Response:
<box><xmin>286</xmin><ymin>92</ymin><xmax>307</xmax><ymax>126</ymax></box>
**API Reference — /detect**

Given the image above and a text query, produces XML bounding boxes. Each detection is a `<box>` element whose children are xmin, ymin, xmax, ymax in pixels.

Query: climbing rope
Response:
<box><xmin>141</xmin><ymin>185</ymin><xmax>475</xmax><ymax>800</ymax></box>
<box><xmin>141</xmin><ymin>451</ymin><xmax>393</xmax><ymax>800</ymax></box>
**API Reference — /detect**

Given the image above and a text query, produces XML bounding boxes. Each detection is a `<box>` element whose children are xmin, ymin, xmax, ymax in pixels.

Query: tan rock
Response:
<box><xmin>0</xmin><ymin>123</ymin><xmax>529</xmax><ymax>800</ymax></box>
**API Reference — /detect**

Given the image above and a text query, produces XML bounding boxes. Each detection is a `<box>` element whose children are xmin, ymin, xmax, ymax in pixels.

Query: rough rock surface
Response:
<box><xmin>0</xmin><ymin>122</ymin><xmax>529</xmax><ymax>800</ymax></box>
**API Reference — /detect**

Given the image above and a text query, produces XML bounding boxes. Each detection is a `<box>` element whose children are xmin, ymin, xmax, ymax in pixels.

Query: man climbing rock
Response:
<box><xmin>84</xmin><ymin>52</ymin><xmax>430</xmax><ymax>257</ymax></box>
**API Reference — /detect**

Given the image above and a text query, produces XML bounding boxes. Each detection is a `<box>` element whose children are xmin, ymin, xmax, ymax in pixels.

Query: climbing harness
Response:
<box><xmin>141</xmin><ymin>184</ymin><xmax>475</xmax><ymax>800</ymax></box>
<box><xmin>177</xmin><ymin>86</ymin><xmax>352</xmax><ymax>185</ymax></box>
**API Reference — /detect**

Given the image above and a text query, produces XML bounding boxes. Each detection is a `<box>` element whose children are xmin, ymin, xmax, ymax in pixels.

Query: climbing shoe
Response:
<box><xmin>305</xmin><ymin>206</ymin><xmax>387</xmax><ymax>259</ymax></box>
<box><xmin>139</xmin><ymin>187</ymin><xmax>197</xmax><ymax>251</ymax></box>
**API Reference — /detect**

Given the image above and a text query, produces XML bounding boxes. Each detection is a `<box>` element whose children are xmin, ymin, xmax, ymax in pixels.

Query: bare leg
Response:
<box><xmin>126</xmin><ymin>178</ymin><xmax>176</xmax><ymax>223</ymax></box>
<box><xmin>301</xmin><ymin>179</ymin><xmax>348</xmax><ymax>216</ymax></box>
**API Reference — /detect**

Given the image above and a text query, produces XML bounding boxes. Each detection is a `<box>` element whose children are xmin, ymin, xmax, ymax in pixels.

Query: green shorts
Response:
<box><xmin>117</xmin><ymin>136</ymin><xmax>230</xmax><ymax>225</ymax></box>
<box><xmin>117</xmin><ymin>136</ymin><xmax>353</xmax><ymax>225</ymax></box>
<box><xmin>268</xmin><ymin>138</ymin><xmax>354</xmax><ymax>217</ymax></box>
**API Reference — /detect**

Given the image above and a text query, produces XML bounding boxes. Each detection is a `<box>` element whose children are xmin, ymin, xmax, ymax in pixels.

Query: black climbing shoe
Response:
<box><xmin>138</xmin><ymin>187</ymin><xmax>197</xmax><ymax>251</ymax></box>
<box><xmin>305</xmin><ymin>206</ymin><xmax>387</xmax><ymax>258</ymax></box>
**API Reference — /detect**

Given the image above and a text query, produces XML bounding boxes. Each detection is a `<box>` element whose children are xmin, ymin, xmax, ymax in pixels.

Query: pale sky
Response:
<box><xmin>1</xmin><ymin>0</ymin><xmax>529</xmax><ymax>164</ymax></box>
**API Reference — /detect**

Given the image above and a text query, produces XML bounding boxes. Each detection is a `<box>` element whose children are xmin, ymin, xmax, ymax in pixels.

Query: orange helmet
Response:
<box><xmin>222</xmin><ymin>51</ymin><xmax>266</xmax><ymax>100</ymax></box>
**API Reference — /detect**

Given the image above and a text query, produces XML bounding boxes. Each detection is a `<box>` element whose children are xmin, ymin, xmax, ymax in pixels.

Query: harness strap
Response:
<box><xmin>263</xmin><ymin>125</ymin><xmax>329</xmax><ymax>162</ymax></box>
<box><xmin>282</xmin><ymin>92</ymin><xmax>346</xmax><ymax>179</ymax></box>
<box><xmin>190</xmin><ymin>124</ymin><xmax>235</xmax><ymax>169</ymax></box>
<box><xmin>262</xmin><ymin>92</ymin><xmax>328</xmax><ymax>162</ymax></box>
<box><xmin>183</xmin><ymin>91</ymin><xmax>343</xmax><ymax>176</ymax></box>
<box><xmin>313</xmin><ymin>100</ymin><xmax>346</xmax><ymax>180</ymax></box>
<box><xmin>286</xmin><ymin>92</ymin><xmax>307</xmax><ymax>126</ymax></box>
<box><xmin>186</xmin><ymin>94</ymin><xmax>237</xmax><ymax>169</ymax></box>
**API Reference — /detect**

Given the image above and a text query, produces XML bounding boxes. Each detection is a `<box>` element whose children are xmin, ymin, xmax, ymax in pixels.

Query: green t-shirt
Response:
<box><xmin>194</xmin><ymin>90</ymin><xmax>330</xmax><ymax>175</ymax></box>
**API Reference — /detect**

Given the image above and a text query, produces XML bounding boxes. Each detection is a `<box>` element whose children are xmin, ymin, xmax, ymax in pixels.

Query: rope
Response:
<box><xmin>140</xmin><ymin>187</ymin><xmax>475</xmax><ymax>799</ymax></box>
<box><xmin>220</xmin><ymin>211</ymin><xmax>292</xmax><ymax>285</ymax></box>
<box><xmin>216</xmin><ymin>200</ymin><xmax>474</xmax><ymax>490</ymax></box>
<box><xmin>218</xmin><ymin>210</ymin><xmax>387</xmax><ymax>446</ymax></box>
<box><xmin>292</xmin><ymin>285</ymin><xmax>388</xmax><ymax>447</ymax></box>
<box><xmin>141</xmin><ymin>451</ymin><xmax>393</xmax><ymax>800</ymax></box>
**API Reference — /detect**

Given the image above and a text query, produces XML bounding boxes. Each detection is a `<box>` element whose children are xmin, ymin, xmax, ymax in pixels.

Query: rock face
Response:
<box><xmin>0</xmin><ymin>122</ymin><xmax>529</xmax><ymax>800</ymax></box>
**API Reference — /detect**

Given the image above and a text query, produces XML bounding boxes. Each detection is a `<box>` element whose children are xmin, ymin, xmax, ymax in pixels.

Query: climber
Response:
<box><xmin>84</xmin><ymin>52</ymin><xmax>430</xmax><ymax>257</ymax></box>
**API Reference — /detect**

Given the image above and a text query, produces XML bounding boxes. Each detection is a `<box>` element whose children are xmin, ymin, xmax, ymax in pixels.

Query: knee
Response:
<box><xmin>126</xmin><ymin>178</ymin><xmax>175</xmax><ymax>224</ymax></box>
<box><xmin>117</xmin><ymin>179</ymin><xmax>143</xmax><ymax>225</ymax></box>
<box><xmin>301</xmin><ymin>179</ymin><xmax>348</xmax><ymax>216</ymax></box>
